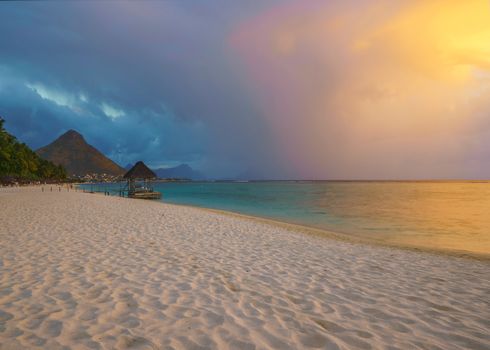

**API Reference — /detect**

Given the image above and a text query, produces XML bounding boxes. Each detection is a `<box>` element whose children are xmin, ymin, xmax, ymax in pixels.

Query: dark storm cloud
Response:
<box><xmin>0</xmin><ymin>1</ymin><xmax>280</xmax><ymax>176</ymax></box>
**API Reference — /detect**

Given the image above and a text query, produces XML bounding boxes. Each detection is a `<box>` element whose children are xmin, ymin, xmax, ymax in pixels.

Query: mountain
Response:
<box><xmin>153</xmin><ymin>164</ymin><xmax>204</xmax><ymax>180</ymax></box>
<box><xmin>36</xmin><ymin>130</ymin><xmax>124</xmax><ymax>177</ymax></box>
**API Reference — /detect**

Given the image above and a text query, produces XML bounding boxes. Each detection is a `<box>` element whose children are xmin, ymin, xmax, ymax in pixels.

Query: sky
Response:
<box><xmin>1</xmin><ymin>0</ymin><xmax>489</xmax><ymax>179</ymax></box>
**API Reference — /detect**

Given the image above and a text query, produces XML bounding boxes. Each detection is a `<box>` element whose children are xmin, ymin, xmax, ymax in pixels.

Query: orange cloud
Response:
<box><xmin>230</xmin><ymin>0</ymin><xmax>490</xmax><ymax>179</ymax></box>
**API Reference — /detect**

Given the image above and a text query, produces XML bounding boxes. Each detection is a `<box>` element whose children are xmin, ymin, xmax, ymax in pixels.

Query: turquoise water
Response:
<box><xmin>81</xmin><ymin>181</ymin><xmax>490</xmax><ymax>253</ymax></box>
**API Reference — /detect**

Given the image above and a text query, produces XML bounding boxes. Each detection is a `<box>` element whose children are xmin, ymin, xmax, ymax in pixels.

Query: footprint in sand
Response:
<box><xmin>117</xmin><ymin>335</ymin><xmax>157</xmax><ymax>349</ymax></box>
<box><xmin>298</xmin><ymin>333</ymin><xmax>340</xmax><ymax>349</ymax></box>
<box><xmin>79</xmin><ymin>307</ymin><xmax>99</xmax><ymax>321</ymax></box>
<box><xmin>42</xmin><ymin>320</ymin><xmax>63</xmax><ymax>337</ymax></box>
<box><xmin>23</xmin><ymin>333</ymin><xmax>47</xmax><ymax>347</ymax></box>
<box><xmin>0</xmin><ymin>309</ymin><xmax>14</xmax><ymax>324</ymax></box>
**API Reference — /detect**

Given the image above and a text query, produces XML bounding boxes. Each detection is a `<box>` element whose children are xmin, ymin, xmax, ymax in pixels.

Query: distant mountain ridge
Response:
<box><xmin>154</xmin><ymin>164</ymin><xmax>204</xmax><ymax>180</ymax></box>
<box><xmin>36</xmin><ymin>130</ymin><xmax>124</xmax><ymax>176</ymax></box>
<box><xmin>125</xmin><ymin>163</ymin><xmax>204</xmax><ymax>180</ymax></box>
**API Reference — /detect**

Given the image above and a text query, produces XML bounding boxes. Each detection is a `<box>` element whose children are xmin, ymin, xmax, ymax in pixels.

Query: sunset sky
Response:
<box><xmin>1</xmin><ymin>0</ymin><xmax>489</xmax><ymax>179</ymax></box>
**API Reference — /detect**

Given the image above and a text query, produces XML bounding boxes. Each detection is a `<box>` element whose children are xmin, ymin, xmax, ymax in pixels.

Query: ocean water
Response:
<box><xmin>81</xmin><ymin>181</ymin><xmax>490</xmax><ymax>254</ymax></box>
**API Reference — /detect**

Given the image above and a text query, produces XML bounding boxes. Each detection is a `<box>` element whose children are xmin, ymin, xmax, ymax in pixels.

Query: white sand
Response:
<box><xmin>0</xmin><ymin>187</ymin><xmax>489</xmax><ymax>350</ymax></box>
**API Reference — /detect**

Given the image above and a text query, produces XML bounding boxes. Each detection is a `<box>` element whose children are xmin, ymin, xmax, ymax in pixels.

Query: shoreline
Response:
<box><xmin>172</xmin><ymin>202</ymin><xmax>490</xmax><ymax>262</ymax></box>
<box><xmin>1</xmin><ymin>187</ymin><xmax>489</xmax><ymax>349</ymax></box>
<box><xmin>76</xmin><ymin>184</ymin><xmax>490</xmax><ymax>261</ymax></box>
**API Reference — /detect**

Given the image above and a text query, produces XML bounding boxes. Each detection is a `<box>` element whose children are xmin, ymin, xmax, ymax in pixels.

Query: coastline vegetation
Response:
<box><xmin>0</xmin><ymin>117</ymin><xmax>66</xmax><ymax>183</ymax></box>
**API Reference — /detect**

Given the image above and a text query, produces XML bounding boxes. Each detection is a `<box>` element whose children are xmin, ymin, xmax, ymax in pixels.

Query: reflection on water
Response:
<box><xmin>82</xmin><ymin>181</ymin><xmax>490</xmax><ymax>254</ymax></box>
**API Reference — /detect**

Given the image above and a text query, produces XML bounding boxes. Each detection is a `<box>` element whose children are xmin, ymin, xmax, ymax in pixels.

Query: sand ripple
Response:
<box><xmin>0</xmin><ymin>187</ymin><xmax>489</xmax><ymax>349</ymax></box>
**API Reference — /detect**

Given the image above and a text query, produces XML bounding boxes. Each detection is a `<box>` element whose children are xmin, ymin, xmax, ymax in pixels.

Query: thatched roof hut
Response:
<box><xmin>123</xmin><ymin>161</ymin><xmax>156</xmax><ymax>179</ymax></box>
<box><xmin>123</xmin><ymin>161</ymin><xmax>160</xmax><ymax>199</ymax></box>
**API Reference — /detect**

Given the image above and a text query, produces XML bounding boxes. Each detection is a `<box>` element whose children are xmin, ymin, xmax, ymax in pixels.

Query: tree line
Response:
<box><xmin>0</xmin><ymin>117</ymin><xmax>66</xmax><ymax>183</ymax></box>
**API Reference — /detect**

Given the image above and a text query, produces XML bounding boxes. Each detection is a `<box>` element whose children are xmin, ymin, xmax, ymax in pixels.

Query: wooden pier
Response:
<box><xmin>129</xmin><ymin>191</ymin><xmax>161</xmax><ymax>199</ymax></box>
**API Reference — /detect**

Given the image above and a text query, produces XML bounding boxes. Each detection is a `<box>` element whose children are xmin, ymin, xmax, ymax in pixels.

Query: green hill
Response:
<box><xmin>0</xmin><ymin>117</ymin><xmax>66</xmax><ymax>183</ymax></box>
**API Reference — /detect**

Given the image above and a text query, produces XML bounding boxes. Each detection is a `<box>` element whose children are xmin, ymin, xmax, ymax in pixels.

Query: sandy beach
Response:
<box><xmin>0</xmin><ymin>187</ymin><xmax>489</xmax><ymax>350</ymax></box>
